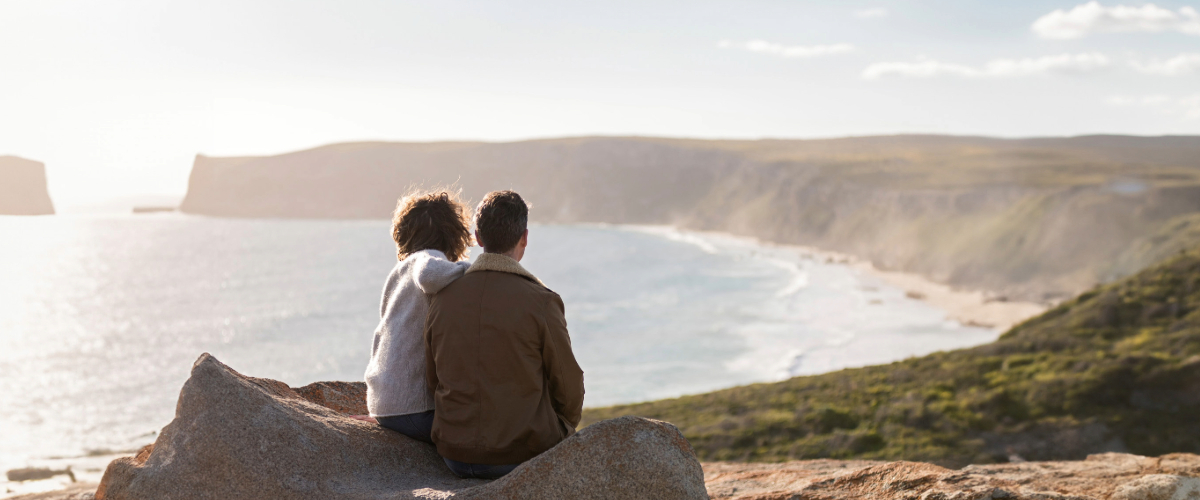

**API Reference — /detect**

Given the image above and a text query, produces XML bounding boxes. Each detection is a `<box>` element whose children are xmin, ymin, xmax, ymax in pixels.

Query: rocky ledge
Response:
<box><xmin>22</xmin><ymin>353</ymin><xmax>1198</xmax><ymax>500</ymax></box>
<box><xmin>704</xmin><ymin>453</ymin><xmax>1200</xmax><ymax>499</ymax></box>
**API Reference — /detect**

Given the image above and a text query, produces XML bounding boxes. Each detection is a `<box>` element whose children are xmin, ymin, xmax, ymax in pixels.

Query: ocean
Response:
<box><xmin>0</xmin><ymin>214</ymin><xmax>998</xmax><ymax>493</ymax></box>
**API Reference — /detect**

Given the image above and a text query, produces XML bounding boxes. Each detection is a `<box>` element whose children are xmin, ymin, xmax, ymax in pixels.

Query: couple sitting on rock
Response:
<box><xmin>355</xmin><ymin>189</ymin><xmax>585</xmax><ymax>480</ymax></box>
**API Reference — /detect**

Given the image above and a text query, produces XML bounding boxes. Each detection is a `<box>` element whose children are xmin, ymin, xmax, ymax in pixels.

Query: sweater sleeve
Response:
<box><xmin>411</xmin><ymin>250</ymin><xmax>471</xmax><ymax>295</ymax></box>
<box><xmin>542</xmin><ymin>293</ymin><xmax>585</xmax><ymax>429</ymax></box>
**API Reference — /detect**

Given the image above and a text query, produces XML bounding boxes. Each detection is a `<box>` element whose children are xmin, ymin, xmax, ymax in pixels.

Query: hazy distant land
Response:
<box><xmin>180</xmin><ymin>135</ymin><xmax>1200</xmax><ymax>303</ymax></box>
<box><xmin>0</xmin><ymin>156</ymin><xmax>54</xmax><ymax>216</ymax></box>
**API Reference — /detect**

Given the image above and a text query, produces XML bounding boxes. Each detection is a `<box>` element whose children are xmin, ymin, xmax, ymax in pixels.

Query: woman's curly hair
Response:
<box><xmin>391</xmin><ymin>189</ymin><xmax>472</xmax><ymax>262</ymax></box>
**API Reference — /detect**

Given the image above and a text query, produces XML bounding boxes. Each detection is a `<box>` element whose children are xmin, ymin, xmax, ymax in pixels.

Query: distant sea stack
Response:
<box><xmin>0</xmin><ymin>156</ymin><xmax>55</xmax><ymax>215</ymax></box>
<box><xmin>179</xmin><ymin>135</ymin><xmax>1200</xmax><ymax>302</ymax></box>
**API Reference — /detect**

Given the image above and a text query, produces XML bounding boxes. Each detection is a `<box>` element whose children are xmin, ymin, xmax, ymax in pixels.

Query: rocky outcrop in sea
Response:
<box><xmin>0</xmin><ymin>156</ymin><xmax>54</xmax><ymax>215</ymax></box>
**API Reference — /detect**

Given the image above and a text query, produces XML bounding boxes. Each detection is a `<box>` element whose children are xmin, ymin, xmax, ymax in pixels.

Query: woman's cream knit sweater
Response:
<box><xmin>364</xmin><ymin>249</ymin><xmax>470</xmax><ymax>417</ymax></box>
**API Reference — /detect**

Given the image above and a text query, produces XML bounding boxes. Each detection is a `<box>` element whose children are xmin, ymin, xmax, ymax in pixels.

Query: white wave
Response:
<box><xmin>627</xmin><ymin>226</ymin><xmax>722</xmax><ymax>254</ymax></box>
<box><xmin>767</xmin><ymin>258</ymin><xmax>810</xmax><ymax>297</ymax></box>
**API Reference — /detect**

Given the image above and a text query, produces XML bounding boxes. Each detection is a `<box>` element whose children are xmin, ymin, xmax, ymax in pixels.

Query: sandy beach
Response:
<box><xmin>852</xmin><ymin>261</ymin><xmax>1047</xmax><ymax>332</ymax></box>
<box><xmin>667</xmin><ymin>227</ymin><xmax>1048</xmax><ymax>333</ymax></box>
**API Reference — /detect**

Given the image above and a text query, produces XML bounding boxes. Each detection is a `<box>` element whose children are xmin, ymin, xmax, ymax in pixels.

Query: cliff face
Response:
<box><xmin>180</xmin><ymin>139</ymin><xmax>741</xmax><ymax>222</ymax></box>
<box><xmin>0</xmin><ymin>156</ymin><xmax>54</xmax><ymax>215</ymax></box>
<box><xmin>179</xmin><ymin>135</ymin><xmax>1200</xmax><ymax>302</ymax></box>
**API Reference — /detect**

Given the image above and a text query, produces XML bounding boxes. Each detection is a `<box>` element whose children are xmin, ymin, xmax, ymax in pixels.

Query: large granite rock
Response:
<box><xmin>96</xmin><ymin>354</ymin><xmax>707</xmax><ymax>499</ymax></box>
<box><xmin>0</xmin><ymin>156</ymin><xmax>54</xmax><ymax>215</ymax></box>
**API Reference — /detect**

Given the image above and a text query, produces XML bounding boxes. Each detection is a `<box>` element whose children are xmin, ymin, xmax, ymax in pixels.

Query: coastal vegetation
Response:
<box><xmin>581</xmin><ymin>246</ymin><xmax>1200</xmax><ymax>467</ymax></box>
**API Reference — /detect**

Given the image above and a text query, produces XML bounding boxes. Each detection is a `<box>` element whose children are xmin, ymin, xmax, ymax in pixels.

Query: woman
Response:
<box><xmin>354</xmin><ymin>189</ymin><xmax>473</xmax><ymax>444</ymax></box>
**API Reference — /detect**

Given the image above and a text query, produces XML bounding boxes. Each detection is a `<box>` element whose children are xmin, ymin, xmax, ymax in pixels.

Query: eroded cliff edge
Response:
<box><xmin>0</xmin><ymin>156</ymin><xmax>54</xmax><ymax>215</ymax></box>
<box><xmin>179</xmin><ymin>135</ymin><xmax>1200</xmax><ymax>303</ymax></box>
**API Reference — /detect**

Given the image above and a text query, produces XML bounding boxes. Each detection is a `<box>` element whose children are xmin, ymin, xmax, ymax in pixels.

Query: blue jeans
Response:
<box><xmin>376</xmin><ymin>410</ymin><xmax>434</xmax><ymax>445</ymax></box>
<box><xmin>442</xmin><ymin>458</ymin><xmax>519</xmax><ymax>480</ymax></box>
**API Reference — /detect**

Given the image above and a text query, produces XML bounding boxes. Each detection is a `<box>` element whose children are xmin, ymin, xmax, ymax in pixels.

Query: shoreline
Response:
<box><xmin>627</xmin><ymin>225</ymin><xmax>1047</xmax><ymax>333</ymax></box>
<box><xmin>850</xmin><ymin>260</ymin><xmax>1046</xmax><ymax>333</ymax></box>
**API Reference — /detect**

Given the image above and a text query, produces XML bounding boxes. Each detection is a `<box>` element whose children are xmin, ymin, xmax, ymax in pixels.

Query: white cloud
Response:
<box><xmin>1185</xmin><ymin>95</ymin><xmax>1200</xmax><ymax>119</ymax></box>
<box><xmin>1131</xmin><ymin>53</ymin><xmax>1200</xmax><ymax>74</ymax></box>
<box><xmin>854</xmin><ymin>8</ymin><xmax>889</xmax><ymax>19</ymax></box>
<box><xmin>862</xmin><ymin>53</ymin><xmax>1111</xmax><ymax>79</ymax></box>
<box><xmin>1106</xmin><ymin>94</ymin><xmax>1200</xmax><ymax>119</ymax></box>
<box><xmin>718</xmin><ymin>39</ymin><xmax>855</xmax><ymax>58</ymax></box>
<box><xmin>862</xmin><ymin>60</ymin><xmax>978</xmax><ymax>79</ymax></box>
<box><xmin>1106</xmin><ymin>94</ymin><xmax>1172</xmax><ymax>105</ymax></box>
<box><xmin>1032</xmin><ymin>1</ymin><xmax>1200</xmax><ymax>39</ymax></box>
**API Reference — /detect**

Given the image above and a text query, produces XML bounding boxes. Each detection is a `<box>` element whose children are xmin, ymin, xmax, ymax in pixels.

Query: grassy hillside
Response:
<box><xmin>581</xmin><ymin>247</ymin><xmax>1200</xmax><ymax>467</ymax></box>
<box><xmin>180</xmin><ymin>135</ymin><xmax>1200</xmax><ymax>302</ymax></box>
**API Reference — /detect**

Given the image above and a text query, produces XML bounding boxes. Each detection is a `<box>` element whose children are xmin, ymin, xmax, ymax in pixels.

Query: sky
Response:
<box><xmin>2</xmin><ymin>0</ymin><xmax>1199</xmax><ymax>208</ymax></box>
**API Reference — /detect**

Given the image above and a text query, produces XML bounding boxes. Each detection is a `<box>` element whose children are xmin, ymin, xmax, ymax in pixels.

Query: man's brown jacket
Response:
<box><xmin>424</xmin><ymin>252</ymin><xmax>585</xmax><ymax>465</ymax></box>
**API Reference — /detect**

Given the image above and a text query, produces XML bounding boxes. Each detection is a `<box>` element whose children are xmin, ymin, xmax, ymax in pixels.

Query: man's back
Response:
<box><xmin>424</xmin><ymin>255</ymin><xmax>585</xmax><ymax>465</ymax></box>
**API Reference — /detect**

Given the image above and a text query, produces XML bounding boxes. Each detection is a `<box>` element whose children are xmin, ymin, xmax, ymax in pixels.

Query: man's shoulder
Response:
<box><xmin>441</xmin><ymin>270</ymin><xmax>559</xmax><ymax>301</ymax></box>
<box><xmin>439</xmin><ymin>269</ymin><xmax>544</xmax><ymax>290</ymax></box>
<box><xmin>484</xmin><ymin>270</ymin><xmax>557</xmax><ymax>294</ymax></box>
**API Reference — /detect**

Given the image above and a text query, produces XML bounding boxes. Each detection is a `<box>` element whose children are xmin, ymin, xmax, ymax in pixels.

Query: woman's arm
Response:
<box><xmin>412</xmin><ymin>250</ymin><xmax>471</xmax><ymax>294</ymax></box>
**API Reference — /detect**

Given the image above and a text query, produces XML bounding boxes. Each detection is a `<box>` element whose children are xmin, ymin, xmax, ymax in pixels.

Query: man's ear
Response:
<box><xmin>521</xmin><ymin>229</ymin><xmax>529</xmax><ymax>246</ymax></box>
<box><xmin>474</xmin><ymin>230</ymin><xmax>482</xmax><ymax>247</ymax></box>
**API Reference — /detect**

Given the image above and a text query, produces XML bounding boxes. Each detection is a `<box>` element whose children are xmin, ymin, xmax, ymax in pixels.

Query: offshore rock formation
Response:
<box><xmin>95</xmin><ymin>354</ymin><xmax>707</xmax><ymax>500</ymax></box>
<box><xmin>704</xmin><ymin>453</ymin><xmax>1200</xmax><ymax>500</ymax></box>
<box><xmin>0</xmin><ymin>156</ymin><xmax>54</xmax><ymax>215</ymax></box>
<box><xmin>178</xmin><ymin>135</ymin><xmax>1200</xmax><ymax>303</ymax></box>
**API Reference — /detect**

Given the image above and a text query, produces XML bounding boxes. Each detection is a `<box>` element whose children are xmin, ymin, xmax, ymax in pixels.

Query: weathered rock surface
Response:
<box><xmin>95</xmin><ymin>353</ymin><xmax>707</xmax><ymax>499</ymax></box>
<box><xmin>0</xmin><ymin>156</ymin><xmax>54</xmax><ymax>215</ymax></box>
<box><xmin>1111</xmin><ymin>475</ymin><xmax>1200</xmax><ymax>500</ymax></box>
<box><xmin>704</xmin><ymin>452</ymin><xmax>1200</xmax><ymax>500</ymax></box>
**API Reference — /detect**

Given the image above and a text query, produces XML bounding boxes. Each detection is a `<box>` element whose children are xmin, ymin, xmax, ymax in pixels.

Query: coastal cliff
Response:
<box><xmin>0</xmin><ymin>156</ymin><xmax>55</xmax><ymax>215</ymax></box>
<box><xmin>179</xmin><ymin>135</ymin><xmax>1200</xmax><ymax>302</ymax></box>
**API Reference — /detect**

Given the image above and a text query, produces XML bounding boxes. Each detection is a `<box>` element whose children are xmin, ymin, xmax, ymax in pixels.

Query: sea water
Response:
<box><xmin>0</xmin><ymin>215</ymin><xmax>998</xmax><ymax>492</ymax></box>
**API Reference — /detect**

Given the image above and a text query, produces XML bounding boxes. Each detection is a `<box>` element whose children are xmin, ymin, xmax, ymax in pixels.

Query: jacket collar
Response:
<box><xmin>467</xmin><ymin>252</ymin><xmax>544</xmax><ymax>286</ymax></box>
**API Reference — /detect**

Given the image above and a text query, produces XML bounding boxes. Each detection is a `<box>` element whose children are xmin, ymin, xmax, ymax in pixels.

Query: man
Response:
<box><xmin>424</xmin><ymin>190</ymin><xmax>585</xmax><ymax>479</ymax></box>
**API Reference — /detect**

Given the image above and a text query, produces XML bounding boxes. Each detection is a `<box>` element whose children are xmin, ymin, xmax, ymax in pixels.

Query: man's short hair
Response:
<box><xmin>474</xmin><ymin>190</ymin><xmax>528</xmax><ymax>254</ymax></box>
